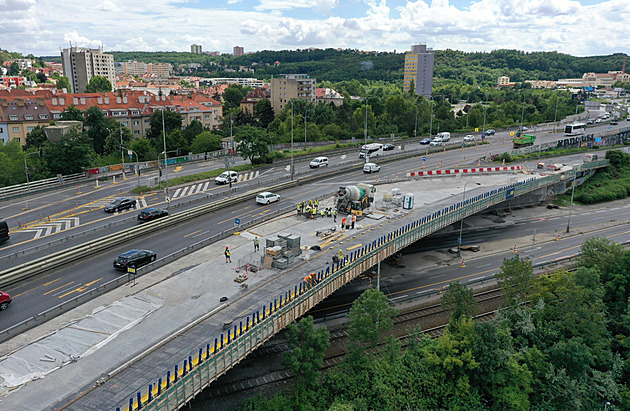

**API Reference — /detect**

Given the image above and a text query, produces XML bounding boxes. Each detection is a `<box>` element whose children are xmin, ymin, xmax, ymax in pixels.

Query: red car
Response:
<box><xmin>0</xmin><ymin>291</ymin><xmax>12</xmax><ymax>311</ymax></box>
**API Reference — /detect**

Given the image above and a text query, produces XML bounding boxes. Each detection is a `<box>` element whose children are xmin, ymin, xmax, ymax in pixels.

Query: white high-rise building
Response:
<box><xmin>61</xmin><ymin>47</ymin><xmax>116</xmax><ymax>93</ymax></box>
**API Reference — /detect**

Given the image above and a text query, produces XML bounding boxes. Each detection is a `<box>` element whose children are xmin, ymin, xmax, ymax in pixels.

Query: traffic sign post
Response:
<box><xmin>234</xmin><ymin>218</ymin><xmax>241</xmax><ymax>228</ymax></box>
<box><xmin>127</xmin><ymin>267</ymin><xmax>137</xmax><ymax>287</ymax></box>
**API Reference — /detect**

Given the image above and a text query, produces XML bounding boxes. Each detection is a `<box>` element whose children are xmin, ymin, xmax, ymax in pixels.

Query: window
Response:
<box><xmin>12</xmin><ymin>127</ymin><xmax>20</xmax><ymax>133</ymax></box>
<box><xmin>9</xmin><ymin>115</ymin><xmax>17</xmax><ymax>121</ymax></box>
<box><xmin>122</xmin><ymin>121</ymin><xmax>128</xmax><ymax>126</ymax></box>
<box><xmin>54</xmin><ymin>114</ymin><xmax>62</xmax><ymax>119</ymax></box>
<box><xmin>39</xmin><ymin>114</ymin><xmax>48</xmax><ymax>119</ymax></box>
<box><xmin>24</xmin><ymin>115</ymin><xmax>33</xmax><ymax>121</ymax></box>
<box><xmin>133</xmin><ymin>120</ymin><xmax>139</xmax><ymax>125</ymax></box>
<box><xmin>27</xmin><ymin>126</ymin><xmax>34</xmax><ymax>132</ymax></box>
<box><xmin>133</xmin><ymin>130</ymin><xmax>140</xmax><ymax>135</ymax></box>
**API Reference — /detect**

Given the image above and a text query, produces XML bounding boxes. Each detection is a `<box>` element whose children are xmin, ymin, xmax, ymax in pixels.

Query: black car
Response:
<box><xmin>419</xmin><ymin>138</ymin><xmax>432</xmax><ymax>145</ymax></box>
<box><xmin>113</xmin><ymin>249</ymin><xmax>157</xmax><ymax>271</ymax></box>
<box><xmin>383</xmin><ymin>143</ymin><xmax>396</xmax><ymax>151</ymax></box>
<box><xmin>104</xmin><ymin>197</ymin><xmax>137</xmax><ymax>213</ymax></box>
<box><xmin>485</xmin><ymin>129</ymin><xmax>496</xmax><ymax>136</ymax></box>
<box><xmin>611</xmin><ymin>119</ymin><xmax>619</xmax><ymax>125</ymax></box>
<box><xmin>138</xmin><ymin>208</ymin><xmax>169</xmax><ymax>222</ymax></box>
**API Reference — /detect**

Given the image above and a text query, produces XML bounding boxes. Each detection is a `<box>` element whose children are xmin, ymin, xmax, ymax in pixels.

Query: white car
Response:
<box><xmin>463</xmin><ymin>135</ymin><xmax>475</xmax><ymax>142</ymax></box>
<box><xmin>215</xmin><ymin>170</ymin><xmax>238</xmax><ymax>185</ymax></box>
<box><xmin>309</xmin><ymin>157</ymin><xmax>329</xmax><ymax>168</ymax></box>
<box><xmin>363</xmin><ymin>162</ymin><xmax>381</xmax><ymax>173</ymax></box>
<box><xmin>429</xmin><ymin>138</ymin><xmax>442</xmax><ymax>146</ymax></box>
<box><xmin>256</xmin><ymin>192</ymin><xmax>281</xmax><ymax>204</ymax></box>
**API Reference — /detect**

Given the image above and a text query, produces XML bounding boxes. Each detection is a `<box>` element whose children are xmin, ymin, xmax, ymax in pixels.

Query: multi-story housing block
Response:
<box><xmin>191</xmin><ymin>44</ymin><xmax>203</xmax><ymax>54</ymax></box>
<box><xmin>270</xmin><ymin>74</ymin><xmax>316</xmax><ymax>114</ymax></box>
<box><xmin>0</xmin><ymin>98</ymin><xmax>52</xmax><ymax>145</ymax></box>
<box><xmin>233</xmin><ymin>46</ymin><xmax>244</xmax><ymax>56</ymax></box>
<box><xmin>61</xmin><ymin>47</ymin><xmax>116</xmax><ymax>93</ymax></box>
<box><xmin>403</xmin><ymin>44</ymin><xmax>434</xmax><ymax>97</ymax></box>
<box><xmin>240</xmin><ymin>88</ymin><xmax>268</xmax><ymax>114</ymax></box>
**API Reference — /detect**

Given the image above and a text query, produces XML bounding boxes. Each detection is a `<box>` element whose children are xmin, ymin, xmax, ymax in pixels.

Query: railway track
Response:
<box><xmin>190</xmin><ymin>285</ymin><xmax>506</xmax><ymax>408</ymax></box>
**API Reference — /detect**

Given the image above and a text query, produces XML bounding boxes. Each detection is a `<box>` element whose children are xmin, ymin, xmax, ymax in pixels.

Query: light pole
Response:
<box><xmin>119</xmin><ymin>123</ymin><xmax>125</xmax><ymax>179</ymax></box>
<box><xmin>414</xmin><ymin>107</ymin><xmax>418</xmax><ymax>138</ymax></box>
<box><xmin>566</xmin><ymin>170</ymin><xmax>578</xmax><ymax>233</ymax></box>
<box><xmin>457</xmin><ymin>182</ymin><xmax>481</xmax><ymax>257</ymax></box>
<box><xmin>553</xmin><ymin>95</ymin><xmax>559</xmax><ymax>133</ymax></box>
<box><xmin>429</xmin><ymin>96</ymin><xmax>434</xmax><ymax>137</ymax></box>
<box><xmin>24</xmin><ymin>151</ymin><xmax>39</xmax><ymax>191</ymax></box>
<box><xmin>161</xmin><ymin>108</ymin><xmax>170</xmax><ymax>213</ymax></box>
<box><xmin>304</xmin><ymin>108</ymin><xmax>308</xmax><ymax>144</ymax></box>
<box><xmin>290</xmin><ymin>100</ymin><xmax>295</xmax><ymax>180</ymax></box>
<box><xmin>482</xmin><ymin>95</ymin><xmax>488</xmax><ymax>136</ymax></box>
<box><xmin>364</xmin><ymin>99</ymin><xmax>369</xmax><ymax>146</ymax></box>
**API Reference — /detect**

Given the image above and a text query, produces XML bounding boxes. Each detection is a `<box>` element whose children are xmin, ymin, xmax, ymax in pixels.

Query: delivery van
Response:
<box><xmin>0</xmin><ymin>221</ymin><xmax>9</xmax><ymax>244</ymax></box>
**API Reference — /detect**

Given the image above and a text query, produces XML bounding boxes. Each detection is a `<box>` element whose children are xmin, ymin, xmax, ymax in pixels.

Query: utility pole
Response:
<box><xmin>120</xmin><ymin>123</ymin><xmax>125</xmax><ymax>179</ymax></box>
<box><xmin>162</xmin><ymin>108</ymin><xmax>169</xmax><ymax>214</ymax></box>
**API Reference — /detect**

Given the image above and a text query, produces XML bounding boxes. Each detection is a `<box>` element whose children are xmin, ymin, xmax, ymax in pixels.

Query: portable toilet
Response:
<box><xmin>402</xmin><ymin>193</ymin><xmax>414</xmax><ymax>209</ymax></box>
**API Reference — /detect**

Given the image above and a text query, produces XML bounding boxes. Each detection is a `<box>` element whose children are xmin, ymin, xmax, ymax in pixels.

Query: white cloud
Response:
<box><xmin>0</xmin><ymin>0</ymin><xmax>627</xmax><ymax>57</ymax></box>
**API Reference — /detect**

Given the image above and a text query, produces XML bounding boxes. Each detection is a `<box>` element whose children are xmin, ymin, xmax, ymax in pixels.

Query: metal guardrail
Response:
<box><xmin>119</xmin><ymin>165</ymin><xmax>603</xmax><ymax>411</ymax></box>
<box><xmin>0</xmin><ymin>172</ymin><xmax>88</xmax><ymax>200</ymax></box>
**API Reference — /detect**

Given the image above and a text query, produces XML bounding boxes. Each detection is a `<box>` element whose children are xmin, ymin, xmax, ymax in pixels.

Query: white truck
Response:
<box><xmin>436</xmin><ymin>132</ymin><xmax>450</xmax><ymax>142</ymax></box>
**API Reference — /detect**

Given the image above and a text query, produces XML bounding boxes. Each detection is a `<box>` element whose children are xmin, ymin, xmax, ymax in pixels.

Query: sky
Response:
<box><xmin>1</xmin><ymin>0</ymin><xmax>629</xmax><ymax>58</ymax></box>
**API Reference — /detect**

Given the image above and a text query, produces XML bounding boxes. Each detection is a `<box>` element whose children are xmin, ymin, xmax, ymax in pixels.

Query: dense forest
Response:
<box><xmin>235</xmin><ymin>230</ymin><xmax>630</xmax><ymax>410</ymax></box>
<box><xmin>39</xmin><ymin>48</ymin><xmax>628</xmax><ymax>87</ymax></box>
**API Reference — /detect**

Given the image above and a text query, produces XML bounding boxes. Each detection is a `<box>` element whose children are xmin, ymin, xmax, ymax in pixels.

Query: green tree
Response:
<box><xmin>44</xmin><ymin>126</ymin><xmax>94</xmax><ymax>175</ymax></box>
<box><xmin>283</xmin><ymin>316</ymin><xmax>330</xmax><ymax>391</ymax></box>
<box><xmin>146</xmin><ymin>110</ymin><xmax>183</xmax><ymax>148</ymax></box>
<box><xmin>55</xmin><ymin>75</ymin><xmax>71</xmax><ymax>92</ymax></box>
<box><xmin>8</xmin><ymin>62</ymin><xmax>19</xmax><ymax>76</ymax></box>
<box><xmin>130</xmin><ymin>138</ymin><xmax>157</xmax><ymax>162</ymax></box>
<box><xmin>0</xmin><ymin>140</ymin><xmax>27</xmax><ymax>186</ymax></box>
<box><xmin>36</xmin><ymin>72</ymin><xmax>47</xmax><ymax>84</ymax></box>
<box><xmin>190</xmin><ymin>131</ymin><xmax>221</xmax><ymax>153</ymax></box>
<box><xmin>25</xmin><ymin>126</ymin><xmax>49</xmax><ymax>150</ymax></box>
<box><xmin>85</xmin><ymin>106</ymin><xmax>110</xmax><ymax>155</ymax></box>
<box><xmin>579</xmin><ymin>236</ymin><xmax>624</xmax><ymax>275</ymax></box>
<box><xmin>254</xmin><ymin>99</ymin><xmax>275</xmax><ymax>128</ymax></box>
<box><xmin>495</xmin><ymin>254</ymin><xmax>533</xmax><ymax>305</ymax></box>
<box><xmin>441</xmin><ymin>281</ymin><xmax>478</xmax><ymax>321</ymax></box>
<box><xmin>103</xmin><ymin>122</ymin><xmax>133</xmax><ymax>157</ymax></box>
<box><xmin>60</xmin><ymin>105</ymin><xmax>85</xmax><ymax>122</ymax></box>
<box><xmin>347</xmin><ymin>288</ymin><xmax>398</xmax><ymax>351</ymax></box>
<box><xmin>222</xmin><ymin>84</ymin><xmax>246</xmax><ymax>110</ymax></box>
<box><xmin>182</xmin><ymin>119</ymin><xmax>204</xmax><ymax>144</ymax></box>
<box><xmin>234</xmin><ymin>125</ymin><xmax>271</xmax><ymax>164</ymax></box>
<box><xmin>84</xmin><ymin>75</ymin><xmax>112</xmax><ymax>93</ymax></box>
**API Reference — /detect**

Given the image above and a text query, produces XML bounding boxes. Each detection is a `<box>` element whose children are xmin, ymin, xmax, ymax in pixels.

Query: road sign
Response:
<box><xmin>235</xmin><ymin>218</ymin><xmax>241</xmax><ymax>226</ymax></box>
<box><xmin>481</xmin><ymin>133</ymin><xmax>485</xmax><ymax>138</ymax></box>
<box><xmin>457</xmin><ymin>237</ymin><xmax>461</xmax><ymax>244</ymax></box>
<box><xmin>422</xmin><ymin>156</ymin><xmax>427</xmax><ymax>161</ymax></box>
<box><xmin>474</xmin><ymin>128</ymin><xmax>479</xmax><ymax>132</ymax></box>
<box><xmin>224</xmin><ymin>156</ymin><xmax>229</xmax><ymax>169</ymax></box>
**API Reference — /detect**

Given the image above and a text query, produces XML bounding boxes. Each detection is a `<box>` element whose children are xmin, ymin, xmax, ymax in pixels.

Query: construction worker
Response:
<box><xmin>314</xmin><ymin>200</ymin><xmax>319</xmax><ymax>208</ymax></box>
<box><xmin>333</xmin><ymin>209</ymin><xmax>337</xmax><ymax>222</ymax></box>
<box><xmin>341</xmin><ymin>217</ymin><xmax>346</xmax><ymax>229</ymax></box>
<box><xmin>311</xmin><ymin>207</ymin><xmax>317</xmax><ymax>220</ymax></box>
<box><xmin>338</xmin><ymin>249</ymin><xmax>344</xmax><ymax>261</ymax></box>
<box><xmin>304</xmin><ymin>204</ymin><xmax>311</xmax><ymax>216</ymax></box>
<box><xmin>320</xmin><ymin>208</ymin><xmax>325</xmax><ymax>218</ymax></box>
<box><xmin>351</xmin><ymin>214</ymin><xmax>356</xmax><ymax>229</ymax></box>
<box><xmin>308</xmin><ymin>199</ymin><xmax>313</xmax><ymax>207</ymax></box>
<box><xmin>225</xmin><ymin>246</ymin><xmax>231</xmax><ymax>263</ymax></box>
<box><xmin>253</xmin><ymin>237</ymin><xmax>260</xmax><ymax>252</ymax></box>
<box><xmin>297</xmin><ymin>203</ymin><xmax>302</xmax><ymax>215</ymax></box>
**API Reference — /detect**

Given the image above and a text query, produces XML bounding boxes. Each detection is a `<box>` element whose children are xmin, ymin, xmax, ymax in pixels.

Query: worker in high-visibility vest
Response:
<box><xmin>297</xmin><ymin>203</ymin><xmax>302</xmax><ymax>215</ymax></box>
<box><xmin>311</xmin><ymin>207</ymin><xmax>317</xmax><ymax>219</ymax></box>
<box><xmin>338</xmin><ymin>249</ymin><xmax>344</xmax><ymax>260</ymax></box>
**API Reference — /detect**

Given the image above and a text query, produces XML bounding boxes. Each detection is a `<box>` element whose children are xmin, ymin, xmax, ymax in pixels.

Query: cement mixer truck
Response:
<box><xmin>336</xmin><ymin>184</ymin><xmax>376</xmax><ymax>214</ymax></box>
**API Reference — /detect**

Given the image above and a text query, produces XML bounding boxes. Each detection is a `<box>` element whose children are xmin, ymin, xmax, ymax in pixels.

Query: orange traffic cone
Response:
<box><xmin>460</xmin><ymin>258</ymin><xmax>466</xmax><ymax>268</ymax></box>
<box><xmin>512</xmin><ymin>244</ymin><xmax>517</xmax><ymax>253</ymax></box>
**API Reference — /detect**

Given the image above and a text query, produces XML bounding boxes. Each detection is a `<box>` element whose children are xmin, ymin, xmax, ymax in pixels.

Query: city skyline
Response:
<box><xmin>1</xmin><ymin>0</ymin><xmax>628</xmax><ymax>57</ymax></box>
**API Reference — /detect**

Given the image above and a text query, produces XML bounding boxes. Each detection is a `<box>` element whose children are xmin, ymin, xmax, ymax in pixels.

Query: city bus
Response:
<box><xmin>564</xmin><ymin>122</ymin><xmax>586</xmax><ymax>136</ymax></box>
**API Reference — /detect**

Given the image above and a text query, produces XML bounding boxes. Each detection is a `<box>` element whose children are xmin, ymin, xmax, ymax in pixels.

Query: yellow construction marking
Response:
<box><xmin>347</xmin><ymin>243</ymin><xmax>363</xmax><ymax>250</ymax></box>
<box><xmin>238</xmin><ymin>305</ymin><xmax>254</xmax><ymax>317</ymax></box>
<box><xmin>174</xmin><ymin>166</ymin><xmax>183</xmax><ymax>172</ymax></box>
<box><xmin>184</xmin><ymin>230</ymin><xmax>202</xmax><ymax>238</ymax></box>
<box><xmin>44</xmin><ymin>282</ymin><xmax>74</xmax><ymax>295</ymax></box>
<box><xmin>58</xmin><ymin>278</ymin><xmax>103</xmax><ymax>298</ymax></box>
<box><xmin>13</xmin><ymin>278</ymin><xmax>62</xmax><ymax>298</ymax></box>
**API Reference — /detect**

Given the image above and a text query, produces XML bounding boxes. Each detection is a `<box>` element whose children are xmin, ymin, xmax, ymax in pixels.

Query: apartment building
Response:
<box><xmin>61</xmin><ymin>47</ymin><xmax>116</xmax><ymax>93</ymax></box>
<box><xmin>191</xmin><ymin>44</ymin><xmax>203</xmax><ymax>54</ymax></box>
<box><xmin>233</xmin><ymin>46</ymin><xmax>244</xmax><ymax>56</ymax></box>
<box><xmin>0</xmin><ymin>98</ymin><xmax>52</xmax><ymax>145</ymax></box>
<box><xmin>240</xmin><ymin>88</ymin><xmax>268</xmax><ymax>114</ymax></box>
<box><xmin>270</xmin><ymin>74</ymin><xmax>316</xmax><ymax>114</ymax></box>
<box><xmin>403</xmin><ymin>44</ymin><xmax>434</xmax><ymax>97</ymax></box>
<box><xmin>121</xmin><ymin>61</ymin><xmax>173</xmax><ymax>78</ymax></box>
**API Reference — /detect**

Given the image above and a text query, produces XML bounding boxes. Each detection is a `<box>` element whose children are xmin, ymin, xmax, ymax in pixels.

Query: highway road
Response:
<box><xmin>0</xmin><ymin>119</ymin><xmax>626</xmax><ymax>336</ymax></box>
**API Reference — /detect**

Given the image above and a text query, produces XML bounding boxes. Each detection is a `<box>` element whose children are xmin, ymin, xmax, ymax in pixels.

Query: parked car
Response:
<box><xmin>484</xmin><ymin>129</ymin><xmax>496</xmax><ymax>136</ymax></box>
<box><xmin>627</xmin><ymin>116</ymin><xmax>630</xmax><ymax>121</ymax></box>
<box><xmin>104</xmin><ymin>197</ymin><xmax>137</xmax><ymax>213</ymax></box>
<box><xmin>587</xmin><ymin>119</ymin><xmax>594</xmax><ymax>125</ymax></box>
<box><xmin>383</xmin><ymin>143</ymin><xmax>396</xmax><ymax>151</ymax></box>
<box><xmin>519</xmin><ymin>126</ymin><xmax>528</xmax><ymax>131</ymax></box>
<box><xmin>611</xmin><ymin>119</ymin><xmax>619</xmax><ymax>125</ymax></box>
<box><xmin>363</xmin><ymin>162</ymin><xmax>381</xmax><ymax>173</ymax></box>
<box><xmin>419</xmin><ymin>138</ymin><xmax>432</xmax><ymax>145</ymax></box>
<box><xmin>256</xmin><ymin>192</ymin><xmax>281</xmax><ymax>204</ymax></box>
<box><xmin>113</xmin><ymin>249</ymin><xmax>157</xmax><ymax>271</ymax></box>
<box><xmin>463</xmin><ymin>135</ymin><xmax>475</xmax><ymax>142</ymax></box>
<box><xmin>0</xmin><ymin>220</ymin><xmax>9</xmax><ymax>244</ymax></box>
<box><xmin>309</xmin><ymin>156</ymin><xmax>329</xmax><ymax>168</ymax></box>
<box><xmin>429</xmin><ymin>138</ymin><xmax>442</xmax><ymax>147</ymax></box>
<box><xmin>215</xmin><ymin>170</ymin><xmax>238</xmax><ymax>185</ymax></box>
<box><xmin>138</xmin><ymin>207</ymin><xmax>169</xmax><ymax>222</ymax></box>
<box><xmin>595</xmin><ymin>118</ymin><xmax>602</xmax><ymax>123</ymax></box>
<box><xmin>0</xmin><ymin>291</ymin><xmax>12</xmax><ymax>311</ymax></box>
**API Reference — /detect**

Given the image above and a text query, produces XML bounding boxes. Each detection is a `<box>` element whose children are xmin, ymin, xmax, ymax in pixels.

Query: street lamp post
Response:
<box><xmin>429</xmin><ymin>96</ymin><xmax>434</xmax><ymax>137</ymax></box>
<box><xmin>457</xmin><ymin>182</ymin><xmax>481</xmax><ymax>257</ymax></box>
<box><xmin>24</xmin><ymin>151</ymin><xmax>39</xmax><ymax>192</ymax></box>
<box><xmin>414</xmin><ymin>107</ymin><xmax>418</xmax><ymax>138</ymax></box>
<box><xmin>119</xmin><ymin>123</ymin><xmax>125</xmax><ymax>179</ymax></box>
<box><xmin>161</xmin><ymin>108</ymin><xmax>170</xmax><ymax>213</ymax></box>
<box><xmin>566</xmin><ymin>171</ymin><xmax>577</xmax><ymax>233</ymax></box>
<box><xmin>553</xmin><ymin>95</ymin><xmax>559</xmax><ymax>133</ymax></box>
<box><xmin>290</xmin><ymin>100</ymin><xmax>295</xmax><ymax>180</ymax></box>
<box><xmin>482</xmin><ymin>95</ymin><xmax>488</xmax><ymax>135</ymax></box>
